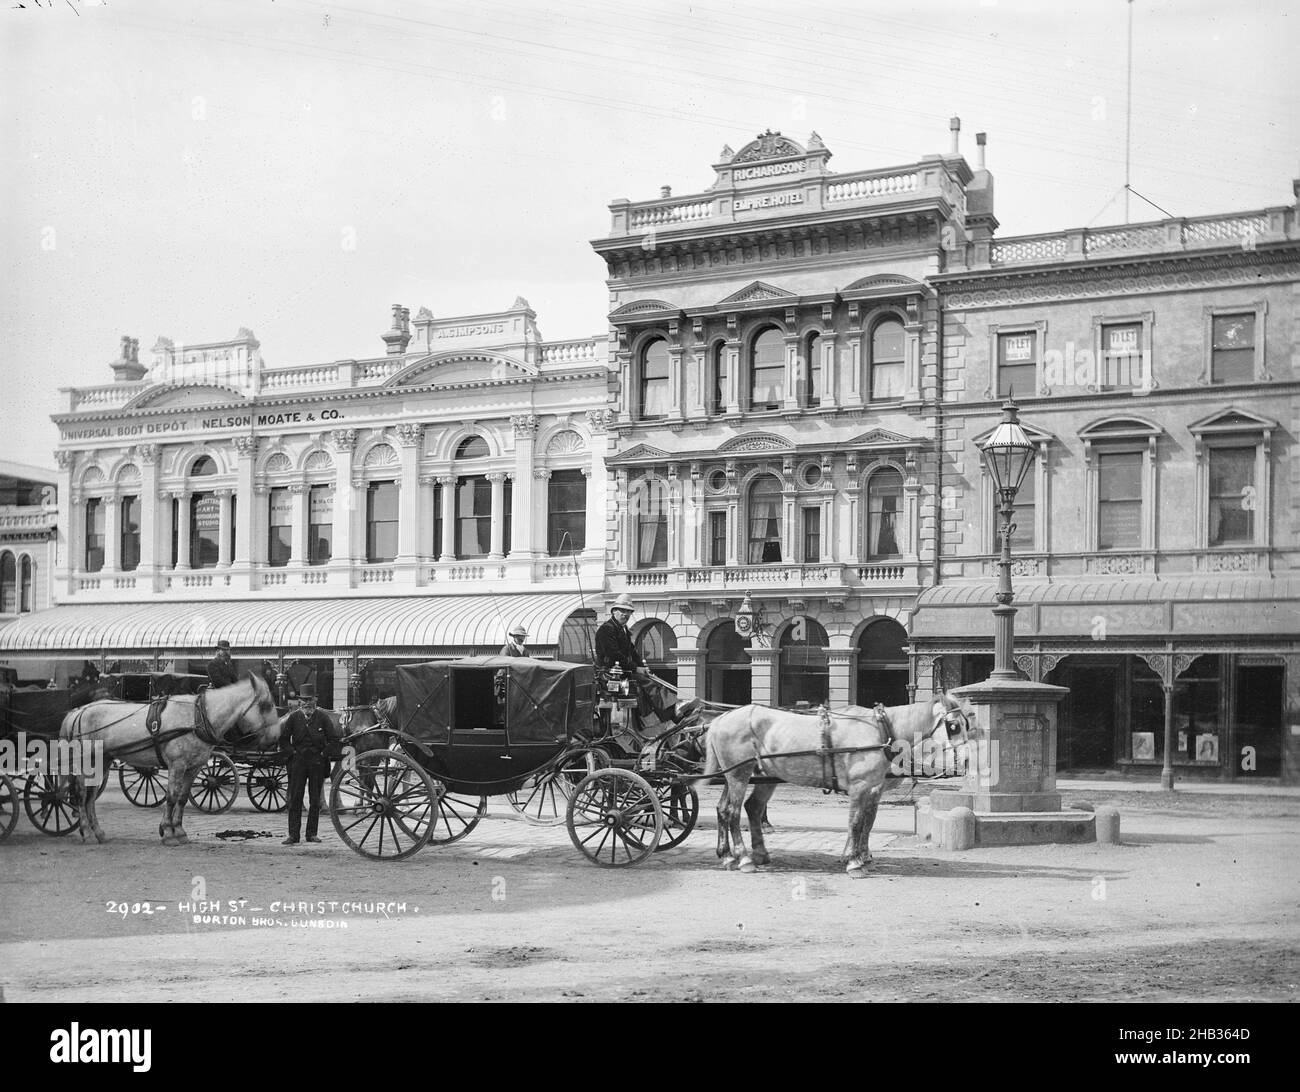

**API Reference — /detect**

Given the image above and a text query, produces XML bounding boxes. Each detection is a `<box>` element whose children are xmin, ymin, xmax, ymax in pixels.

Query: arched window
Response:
<box><xmin>456</xmin><ymin>436</ymin><xmax>489</xmax><ymax>460</ymax></box>
<box><xmin>778</xmin><ymin>618</ymin><xmax>829</xmax><ymax>708</ymax></box>
<box><xmin>0</xmin><ymin>552</ymin><xmax>14</xmax><ymax>613</ymax></box>
<box><xmin>636</xmin><ymin>621</ymin><xmax>677</xmax><ymax>689</ymax></box>
<box><xmin>856</xmin><ymin>619</ymin><xmax>908</xmax><ymax>707</ymax></box>
<box><xmin>747</xmin><ymin>475</ymin><xmax>783</xmax><ymax>563</ymax></box>
<box><xmin>189</xmin><ymin>492</ymin><xmax>219</xmax><ymax>568</ymax></box>
<box><xmin>547</xmin><ymin>469</ymin><xmax>586</xmax><ymax>556</ymax></box>
<box><xmin>870</xmin><ymin>319</ymin><xmax>905</xmax><ymax>401</ymax></box>
<box><xmin>19</xmin><ymin>556</ymin><xmax>33</xmax><ymax>613</ymax></box>
<box><xmin>189</xmin><ymin>455</ymin><xmax>218</xmax><ymax>478</ymax></box>
<box><xmin>366</xmin><ymin>481</ymin><xmax>399</xmax><ymax>563</ymax></box>
<box><xmin>557</xmin><ymin>609</ymin><xmax>596</xmax><ymax>663</ymax></box>
<box><xmin>803</xmin><ymin>332</ymin><xmax>821</xmax><ymax>408</ymax></box>
<box><xmin>632</xmin><ymin>477</ymin><xmax>668</xmax><ymax>569</ymax></box>
<box><xmin>85</xmin><ymin>498</ymin><xmax>106</xmax><ymax>572</ymax></box>
<box><xmin>638</xmin><ymin>338</ymin><xmax>670</xmax><ymax>420</ymax></box>
<box><xmin>710</xmin><ymin>341</ymin><xmax>728</xmax><ymax>415</ymax></box>
<box><xmin>120</xmin><ymin>495</ymin><xmax>141</xmax><ymax>572</ymax></box>
<box><xmin>866</xmin><ymin>468</ymin><xmax>903</xmax><ymax>559</ymax></box>
<box><xmin>749</xmin><ymin>327</ymin><xmax>785</xmax><ymax>411</ymax></box>
<box><xmin>705</xmin><ymin>623</ymin><xmax>751</xmax><ymax>704</ymax></box>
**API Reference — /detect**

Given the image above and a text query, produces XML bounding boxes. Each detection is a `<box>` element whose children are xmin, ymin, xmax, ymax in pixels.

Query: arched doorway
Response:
<box><xmin>635</xmin><ymin>621</ymin><xmax>677</xmax><ymax>689</ymax></box>
<box><xmin>705</xmin><ymin>623</ymin><xmax>751</xmax><ymax>704</ymax></box>
<box><xmin>856</xmin><ymin>618</ymin><xmax>909</xmax><ymax>707</ymax></box>
<box><xmin>556</xmin><ymin>609</ymin><xmax>597</xmax><ymax>664</ymax></box>
<box><xmin>778</xmin><ymin>619</ymin><xmax>829</xmax><ymax>708</ymax></box>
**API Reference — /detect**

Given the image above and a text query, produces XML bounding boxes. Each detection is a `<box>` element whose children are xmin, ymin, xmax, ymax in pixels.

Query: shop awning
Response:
<box><xmin>911</xmin><ymin>575</ymin><xmax>1300</xmax><ymax>640</ymax></box>
<box><xmin>0</xmin><ymin>593</ymin><xmax>591</xmax><ymax>656</ymax></box>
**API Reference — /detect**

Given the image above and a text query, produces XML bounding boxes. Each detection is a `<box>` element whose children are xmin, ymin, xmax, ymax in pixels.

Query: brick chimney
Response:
<box><xmin>965</xmin><ymin>132</ymin><xmax>998</xmax><ymax>267</ymax></box>
<box><xmin>109</xmin><ymin>335</ymin><xmax>146</xmax><ymax>382</ymax></box>
<box><xmin>381</xmin><ymin>303</ymin><xmax>412</xmax><ymax>355</ymax></box>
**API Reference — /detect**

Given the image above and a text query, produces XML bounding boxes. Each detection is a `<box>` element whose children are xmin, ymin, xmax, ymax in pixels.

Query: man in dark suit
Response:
<box><xmin>282</xmin><ymin>684</ymin><xmax>334</xmax><ymax>845</ymax></box>
<box><xmin>594</xmin><ymin>595</ymin><xmax>678</xmax><ymax>728</ymax></box>
<box><xmin>206</xmin><ymin>640</ymin><xmax>239</xmax><ymax>689</ymax></box>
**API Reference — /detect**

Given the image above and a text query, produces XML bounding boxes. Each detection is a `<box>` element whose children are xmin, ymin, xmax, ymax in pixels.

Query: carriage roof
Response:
<box><xmin>394</xmin><ymin>656</ymin><xmax>593</xmax><ymax>749</ymax></box>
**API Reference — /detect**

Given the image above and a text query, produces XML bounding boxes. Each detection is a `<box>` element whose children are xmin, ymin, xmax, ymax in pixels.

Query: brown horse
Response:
<box><xmin>61</xmin><ymin>674</ymin><xmax>280</xmax><ymax>846</ymax></box>
<box><xmin>703</xmin><ymin>693</ymin><xmax>975</xmax><ymax>877</ymax></box>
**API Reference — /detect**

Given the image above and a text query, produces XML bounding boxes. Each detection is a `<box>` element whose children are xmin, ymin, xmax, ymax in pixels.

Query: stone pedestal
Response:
<box><xmin>931</xmin><ymin>677</ymin><xmax>1098</xmax><ymax>846</ymax></box>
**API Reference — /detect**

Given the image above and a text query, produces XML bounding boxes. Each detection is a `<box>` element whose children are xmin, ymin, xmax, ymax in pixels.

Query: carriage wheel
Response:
<box><xmin>330</xmin><ymin>749</ymin><xmax>435</xmax><ymax>861</ymax></box>
<box><xmin>566</xmin><ymin>769</ymin><xmax>663</xmax><ymax>868</ymax></box>
<box><xmin>427</xmin><ymin>784</ymin><xmax>487</xmax><ymax>845</ymax></box>
<box><xmin>246</xmin><ymin>763</ymin><xmax>289</xmax><ymax>812</ymax></box>
<box><xmin>648</xmin><ymin>776</ymin><xmax>699</xmax><ymax>851</ymax></box>
<box><xmin>118</xmin><ymin>763</ymin><xmax>168</xmax><ymax>808</ymax></box>
<box><xmin>0</xmin><ymin>773</ymin><xmax>17</xmax><ymax>842</ymax></box>
<box><xmin>507</xmin><ymin>747</ymin><xmax>609</xmax><ymax>826</ymax></box>
<box><xmin>24</xmin><ymin>772</ymin><xmax>81</xmax><ymax>836</ymax></box>
<box><xmin>188</xmin><ymin>752</ymin><xmax>239</xmax><ymax>814</ymax></box>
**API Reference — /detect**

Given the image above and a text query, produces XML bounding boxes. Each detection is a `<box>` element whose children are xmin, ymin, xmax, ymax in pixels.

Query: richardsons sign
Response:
<box><xmin>733</xmin><ymin>191</ymin><xmax>804</xmax><ymax>212</ymax></box>
<box><xmin>733</xmin><ymin>161</ymin><xmax>802</xmax><ymax>181</ymax></box>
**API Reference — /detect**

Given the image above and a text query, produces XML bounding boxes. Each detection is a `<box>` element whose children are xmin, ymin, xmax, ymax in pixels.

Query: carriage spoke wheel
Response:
<box><xmin>566</xmin><ymin>769</ymin><xmax>663</xmax><ymax>868</ymax></box>
<box><xmin>23</xmin><ymin>772</ymin><xmax>81</xmax><ymax>836</ymax></box>
<box><xmin>0</xmin><ymin>773</ymin><xmax>18</xmax><ymax>842</ymax></box>
<box><xmin>118</xmin><ymin>763</ymin><xmax>168</xmax><ymax>808</ymax></box>
<box><xmin>246</xmin><ymin>763</ymin><xmax>288</xmax><ymax>812</ymax></box>
<box><xmin>427</xmin><ymin>784</ymin><xmax>487</xmax><ymax>845</ymax></box>
<box><xmin>507</xmin><ymin>747</ymin><xmax>609</xmax><ymax>826</ymax></box>
<box><xmin>188</xmin><ymin>752</ymin><xmax>239</xmax><ymax>814</ymax></box>
<box><xmin>646</xmin><ymin>775</ymin><xmax>699</xmax><ymax>851</ymax></box>
<box><xmin>330</xmin><ymin>749</ymin><xmax>435</xmax><ymax>861</ymax></box>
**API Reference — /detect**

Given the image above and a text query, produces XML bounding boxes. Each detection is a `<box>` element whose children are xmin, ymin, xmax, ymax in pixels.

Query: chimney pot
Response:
<box><xmin>976</xmin><ymin>132</ymin><xmax>987</xmax><ymax>169</ymax></box>
<box><xmin>949</xmin><ymin>116</ymin><xmax>961</xmax><ymax>155</ymax></box>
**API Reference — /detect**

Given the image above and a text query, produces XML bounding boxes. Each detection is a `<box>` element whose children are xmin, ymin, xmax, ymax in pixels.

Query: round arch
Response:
<box><xmin>703</xmin><ymin>620</ymin><xmax>751</xmax><ymax>705</ymax></box>
<box><xmin>634</xmin><ymin>620</ymin><xmax>678</xmax><ymax>688</ymax></box>
<box><xmin>778</xmin><ymin>617</ymin><xmax>829</xmax><ymax>708</ymax></box>
<box><xmin>855</xmin><ymin>617</ymin><xmax>909</xmax><ymax>706</ymax></box>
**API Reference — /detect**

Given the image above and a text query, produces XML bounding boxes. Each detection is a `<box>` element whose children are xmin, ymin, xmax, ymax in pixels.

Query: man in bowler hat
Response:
<box><xmin>282</xmin><ymin>683</ymin><xmax>334</xmax><ymax>844</ymax></box>
<box><xmin>207</xmin><ymin>640</ymin><xmax>239</xmax><ymax>689</ymax></box>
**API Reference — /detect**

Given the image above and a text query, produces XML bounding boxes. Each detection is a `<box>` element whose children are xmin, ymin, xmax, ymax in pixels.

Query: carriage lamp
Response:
<box><xmin>980</xmin><ymin>396</ymin><xmax>1038</xmax><ymax>681</ymax></box>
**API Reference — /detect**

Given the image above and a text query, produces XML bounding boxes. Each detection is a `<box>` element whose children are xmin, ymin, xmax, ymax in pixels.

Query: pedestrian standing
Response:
<box><xmin>282</xmin><ymin>683</ymin><xmax>332</xmax><ymax>845</ymax></box>
<box><xmin>206</xmin><ymin>640</ymin><xmax>239</xmax><ymax>689</ymax></box>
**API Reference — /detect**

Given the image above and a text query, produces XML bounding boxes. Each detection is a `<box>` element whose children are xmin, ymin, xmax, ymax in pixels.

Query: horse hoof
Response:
<box><xmin>172</xmin><ymin>833</ymin><xmax>190</xmax><ymax>846</ymax></box>
<box><xmin>846</xmin><ymin>863</ymin><xmax>869</xmax><ymax>879</ymax></box>
<box><xmin>95</xmin><ymin>833</ymin><xmax>109</xmax><ymax>845</ymax></box>
<box><xmin>751</xmin><ymin>853</ymin><xmax>770</xmax><ymax>866</ymax></box>
<box><xmin>737</xmin><ymin>857</ymin><xmax>757</xmax><ymax>874</ymax></box>
<box><xmin>160</xmin><ymin>835</ymin><xmax>176</xmax><ymax>846</ymax></box>
<box><xmin>720</xmin><ymin>856</ymin><xmax>738</xmax><ymax>871</ymax></box>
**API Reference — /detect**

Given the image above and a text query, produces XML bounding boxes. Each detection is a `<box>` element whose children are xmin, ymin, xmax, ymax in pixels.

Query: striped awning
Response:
<box><xmin>0</xmin><ymin>593</ymin><xmax>590</xmax><ymax>656</ymax></box>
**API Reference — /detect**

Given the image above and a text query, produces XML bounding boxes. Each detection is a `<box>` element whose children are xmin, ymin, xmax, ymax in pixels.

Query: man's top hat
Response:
<box><xmin>216</xmin><ymin>640</ymin><xmax>231</xmax><ymax>650</ymax></box>
<box><xmin>299</xmin><ymin>683</ymin><xmax>317</xmax><ymax>700</ymax></box>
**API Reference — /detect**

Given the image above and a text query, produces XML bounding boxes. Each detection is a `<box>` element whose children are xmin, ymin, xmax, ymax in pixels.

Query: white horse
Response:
<box><xmin>61</xmin><ymin>674</ymin><xmax>280</xmax><ymax>846</ymax></box>
<box><xmin>703</xmin><ymin>693</ymin><xmax>975</xmax><ymax>877</ymax></box>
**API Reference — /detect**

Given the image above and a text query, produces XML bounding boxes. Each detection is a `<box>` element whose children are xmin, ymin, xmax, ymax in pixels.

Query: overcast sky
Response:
<box><xmin>2</xmin><ymin>0</ymin><xmax>1297</xmax><ymax>470</ymax></box>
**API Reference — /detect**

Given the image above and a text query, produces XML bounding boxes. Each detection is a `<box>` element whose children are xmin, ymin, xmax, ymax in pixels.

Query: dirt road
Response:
<box><xmin>2</xmin><ymin>782</ymin><xmax>1297</xmax><ymax>1003</ymax></box>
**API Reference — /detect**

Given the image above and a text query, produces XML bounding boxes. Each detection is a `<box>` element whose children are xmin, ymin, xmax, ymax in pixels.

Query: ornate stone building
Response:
<box><xmin>0</xmin><ymin>459</ymin><xmax>58</xmax><ymax>668</ymax></box>
<box><xmin>913</xmin><ymin>198</ymin><xmax>1300</xmax><ymax>782</ymax></box>
<box><xmin>591</xmin><ymin>125</ymin><xmax>993</xmax><ymax>709</ymax></box>
<box><xmin>0</xmin><ymin>303</ymin><xmax>610</xmax><ymax>705</ymax></box>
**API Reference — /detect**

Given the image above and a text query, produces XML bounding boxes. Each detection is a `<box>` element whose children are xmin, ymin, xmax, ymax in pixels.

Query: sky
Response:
<box><xmin>2</xmin><ymin>0</ymin><xmax>1297</xmax><ymax>470</ymax></box>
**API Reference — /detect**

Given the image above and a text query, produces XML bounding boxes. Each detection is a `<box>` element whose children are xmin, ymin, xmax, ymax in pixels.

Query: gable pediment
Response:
<box><xmin>1189</xmin><ymin>406</ymin><xmax>1278</xmax><ymax>435</ymax></box>
<box><xmin>844</xmin><ymin>428</ymin><xmax>923</xmax><ymax>448</ymax></box>
<box><xmin>718</xmin><ymin>281</ymin><xmax>797</xmax><ymax>306</ymax></box>
<box><xmin>607</xmin><ymin>443</ymin><xmax>671</xmax><ymax>464</ymax></box>
<box><xmin>717</xmin><ymin>432</ymin><xmax>794</xmax><ymax>454</ymax></box>
<box><xmin>123</xmin><ymin>384</ymin><xmax>247</xmax><ymax>411</ymax></box>
<box><xmin>384</xmin><ymin>351</ymin><xmax>537</xmax><ymax>388</ymax></box>
<box><xmin>609</xmin><ymin>299</ymin><xmax>677</xmax><ymax>321</ymax></box>
<box><xmin>843</xmin><ymin>274</ymin><xmax>923</xmax><ymax>293</ymax></box>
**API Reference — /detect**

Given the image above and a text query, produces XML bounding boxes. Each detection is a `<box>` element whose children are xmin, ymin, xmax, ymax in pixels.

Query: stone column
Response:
<box><xmin>749</xmin><ymin>645</ymin><xmax>778</xmax><ymax>707</ymax></box>
<box><xmin>439</xmin><ymin>475</ymin><xmax>456</xmax><ymax>560</ymax></box>
<box><xmin>582</xmin><ymin>467</ymin><xmax>602</xmax><ymax>559</ymax></box>
<box><xmin>53</xmin><ymin>450</ymin><xmax>76</xmax><ymax>601</ymax></box>
<box><xmin>673</xmin><ymin>647</ymin><xmax>703</xmax><ymax>702</ymax></box>
<box><xmin>511</xmin><ymin>415</ymin><xmax>538</xmax><ymax>558</ymax></box>
<box><xmin>156</xmin><ymin>491</ymin><xmax>174</xmax><ymax>572</ymax></box>
<box><xmin>68</xmin><ymin>494</ymin><xmax>85</xmax><ymax>582</ymax></box>
<box><xmin>232</xmin><ymin>436</ymin><xmax>257</xmax><ymax>567</ymax></box>
<box><xmin>395</xmin><ymin>423</ymin><xmax>423</xmax><ymax>571</ymax></box>
<box><xmin>175</xmin><ymin>491</ymin><xmax>192</xmax><ymax>569</ymax></box>
<box><xmin>725</xmin><ymin>341</ymin><xmax>741</xmax><ymax>415</ymax></box>
<box><xmin>821</xmin><ymin>334</ymin><xmax>839</xmax><ymax>409</ymax></box>
<box><xmin>487</xmin><ymin>472</ymin><xmax>507</xmax><ymax>560</ymax></box>
<box><xmin>330</xmin><ymin>429</ymin><xmax>357</xmax><ymax>581</ymax></box>
<box><xmin>827</xmin><ymin>647</ymin><xmax>855</xmax><ymax>708</ymax></box>
<box><xmin>532</xmin><ymin>469</ymin><xmax>552</xmax><ymax>557</ymax></box>
<box><xmin>666</xmin><ymin>468</ymin><xmax>681</xmax><ymax>569</ymax></box>
<box><xmin>288</xmin><ymin>483</ymin><xmax>307</xmax><ymax>565</ymax></box>
<box><xmin>418</xmin><ymin>476</ymin><xmax>436</xmax><ymax>563</ymax></box>
<box><xmin>139</xmin><ymin>445</ymin><xmax>160</xmax><ymax>580</ymax></box>
<box><xmin>104</xmin><ymin>490</ymin><xmax>121</xmax><ymax>572</ymax></box>
<box><xmin>217</xmin><ymin>489</ymin><xmax>233</xmax><ymax>567</ymax></box>
<box><xmin>783</xmin><ymin>333</ymin><xmax>801</xmax><ymax>411</ymax></box>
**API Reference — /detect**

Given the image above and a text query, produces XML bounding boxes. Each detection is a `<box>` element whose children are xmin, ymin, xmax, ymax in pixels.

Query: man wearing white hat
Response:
<box><xmin>499</xmin><ymin>623</ymin><xmax>528</xmax><ymax>658</ymax></box>
<box><xmin>595</xmin><ymin>595</ymin><xmax>679</xmax><ymax>729</ymax></box>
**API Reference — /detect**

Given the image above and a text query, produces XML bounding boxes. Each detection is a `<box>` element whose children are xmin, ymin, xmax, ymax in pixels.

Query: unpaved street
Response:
<box><xmin>2</xmin><ymin>782</ymin><xmax>1297</xmax><ymax>1003</ymax></box>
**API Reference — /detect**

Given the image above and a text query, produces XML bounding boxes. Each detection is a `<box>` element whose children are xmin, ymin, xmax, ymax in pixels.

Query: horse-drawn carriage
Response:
<box><xmin>328</xmin><ymin>656</ymin><xmax>705</xmax><ymax>866</ymax></box>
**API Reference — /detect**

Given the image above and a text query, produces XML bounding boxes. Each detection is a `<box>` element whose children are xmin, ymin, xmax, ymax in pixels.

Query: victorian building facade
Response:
<box><xmin>0</xmin><ymin>304</ymin><xmax>610</xmax><ymax>705</ymax></box>
<box><xmin>0</xmin><ymin>459</ymin><xmax>58</xmax><ymax>661</ymax></box>
<box><xmin>591</xmin><ymin>125</ymin><xmax>991</xmax><ymax>712</ymax></box>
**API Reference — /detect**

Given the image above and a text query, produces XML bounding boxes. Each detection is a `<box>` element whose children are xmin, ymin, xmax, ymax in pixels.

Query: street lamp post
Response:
<box><xmin>981</xmin><ymin>397</ymin><xmax>1038</xmax><ymax>681</ymax></box>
